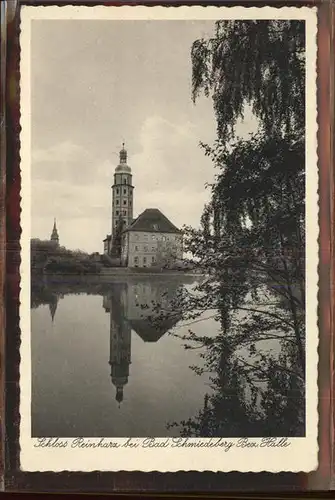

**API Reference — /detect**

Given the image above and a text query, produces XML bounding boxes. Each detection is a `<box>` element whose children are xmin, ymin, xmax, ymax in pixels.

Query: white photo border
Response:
<box><xmin>19</xmin><ymin>5</ymin><xmax>318</xmax><ymax>473</ymax></box>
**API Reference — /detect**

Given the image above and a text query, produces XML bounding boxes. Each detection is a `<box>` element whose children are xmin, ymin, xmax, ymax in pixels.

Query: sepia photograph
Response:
<box><xmin>19</xmin><ymin>5</ymin><xmax>318</xmax><ymax>472</ymax></box>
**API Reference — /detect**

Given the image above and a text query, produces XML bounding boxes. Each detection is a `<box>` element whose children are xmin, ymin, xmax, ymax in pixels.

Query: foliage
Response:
<box><xmin>191</xmin><ymin>20</ymin><xmax>305</xmax><ymax>139</ymax></box>
<box><xmin>154</xmin><ymin>239</ymin><xmax>179</xmax><ymax>269</ymax></box>
<box><xmin>159</xmin><ymin>20</ymin><xmax>306</xmax><ymax>436</ymax></box>
<box><xmin>31</xmin><ymin>239</ymin><xmax>102</xmax><ymax>275</ymax></box>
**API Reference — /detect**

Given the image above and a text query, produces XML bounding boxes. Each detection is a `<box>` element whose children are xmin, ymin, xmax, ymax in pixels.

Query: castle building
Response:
<box><xmin>103</xmin><ymin>144</ymin><xmax>182</xmax><ymax>267</ymax></box>
<box><xmin>50</xmin><ymin>218</ymin><xmax>59</xmax><ymax>246</ymax></box>
<box><xmin>121</xmin><ymin>209</ymin><xmax>183</xmax><ymax>268</ymax></box>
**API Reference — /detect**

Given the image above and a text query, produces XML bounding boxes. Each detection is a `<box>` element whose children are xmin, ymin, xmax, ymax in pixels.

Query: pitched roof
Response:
<box><xmin>124</xmin><ymin>208</ymin><xmax>181</xmax><ymax>234</ymax></box>
<box><xmin>129</xmin><ymin>316</ymin><xmax>180</xmax><ymax>342</ymax></box>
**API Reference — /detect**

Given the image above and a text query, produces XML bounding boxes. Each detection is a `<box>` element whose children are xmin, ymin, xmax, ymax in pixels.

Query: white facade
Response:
<box><xmin>121</xmin><ymin>230</ymin><xmax>183</xmax><ymax>268</ymax></box>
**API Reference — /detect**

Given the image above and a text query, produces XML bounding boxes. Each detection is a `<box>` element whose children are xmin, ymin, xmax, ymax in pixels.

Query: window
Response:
<box><xmin>116</xmin><ymin>210</ymin><xmax>119</xmax><ymax>216</ymax></box>
<box><xmin>123</xmin><ymin>210</ymin><xmax>127</xmax><ymax>216</ymax></box>
<box><xmin>129</xmin><ymin>200</ymin><xmax>132</xmax><ymax>206</ymax></box>
<box><xmin>153</xmin><ymin>224</ymin><xmax>158</xmax><ymax>231</ymax></box>
<box><xmin>134</xmin><ymin>256</ymin><xmax>139</xmax><ymax>267</ymax></box>
<box><xmin>116</xmin><ymin>199</ymin><xmax>119</xmax><ymax>205</ymax></box>
<box><xmin>124</xmin><ymin>179</ymin><xmax>127</xmax><ymax>185</ymax></box>
<box><xmin>152</xmin><ymin>246</ymin><xmax>155</xmax><ymax>251</ymax></box>
<box><xmin>162</xmin><ymin>236</ymin><xmax>166</xmax><ymax>241</ymax></box>
<box><xmin>123</xmin><ymin>199</ymin><xmax>127</xmax><ymax>205</ymax></box>
<box><xmin>116</xmin><ymin>188</ymin><xmax>119</xmax><ymax>195</ymax></box>
<box><xmin>152</xmin><ymin>256</ymin><xmax>155</xmax><ymax>264</ymax></box>
<box><xmin>144</xmin><ymin>245</ymin><xmax>148</xmax><ymax>252</ymax></box>
<box><xmin>123</xmin><ymin>188</ymin><xmax>127</xmax><ymax>195</ymax></box>
<box><xmin>143</xmin><ymin>257</ymin><xmax>147</xmax><ymax>266</ymax></box>
<box><xmin>123</xmin><ymin>219</ymin><xmax>127</xmax><ymax>224</ymax></box>
<box><xmin>151</xmin><ymin>234</ymin><xmax>156</xmax><ymax>240</ymax></box>
<box><xmin>135</xmin><ymin>245</ymin><xmax>139</xmax><ymax>251</ymax></box>
<box><xmin>144</xmin><ymin>234</ymin><xmax>148</xmax><ymax>241</ymax></box>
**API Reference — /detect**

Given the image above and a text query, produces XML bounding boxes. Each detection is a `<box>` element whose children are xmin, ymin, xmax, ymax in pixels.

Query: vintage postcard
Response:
<box><xmin>19</xmin><ymin>5</ymin><xmax>318</xmax><ymax>472</ymax></box>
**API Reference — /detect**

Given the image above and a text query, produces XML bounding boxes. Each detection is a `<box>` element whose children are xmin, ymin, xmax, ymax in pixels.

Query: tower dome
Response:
<box><xmin>115</xmin><ymin>142</ymin><xmax>131</xmax><ymax>173</ymax></box>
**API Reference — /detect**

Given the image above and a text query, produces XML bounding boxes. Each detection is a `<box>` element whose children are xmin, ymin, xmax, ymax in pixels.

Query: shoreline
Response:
<box><xmin>32</xmin><ymin>271</ymin><xmax>204</xmax><ymax>283</ymax></box>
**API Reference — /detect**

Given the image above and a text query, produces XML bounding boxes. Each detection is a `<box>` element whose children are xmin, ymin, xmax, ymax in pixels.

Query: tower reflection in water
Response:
<box><xmin>103</xmin><ymin>279</ymin><xmax>182</xmax><ymax>405</ymax></box>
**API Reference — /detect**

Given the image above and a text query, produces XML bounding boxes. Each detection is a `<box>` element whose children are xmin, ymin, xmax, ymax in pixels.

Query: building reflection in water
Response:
<box><xmin>103</xmin><ymin>279</ymin><xmax>182</xmax><ymax>405</ymax></box>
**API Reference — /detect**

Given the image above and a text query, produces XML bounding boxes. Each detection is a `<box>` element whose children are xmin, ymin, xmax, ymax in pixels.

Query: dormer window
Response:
<box><xmin>153</xmin><ymin>224</ymin><xmax>158</xmax><ymax>231</ymax></box>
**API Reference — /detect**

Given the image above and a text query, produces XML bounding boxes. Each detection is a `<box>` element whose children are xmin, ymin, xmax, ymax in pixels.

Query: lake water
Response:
<box><xmin>31</xmin><ymin>275</ymin><xmax>304</xmax><ymax>437</ymax></box>
<box><xmin>31</xmin><ymin>276</ymin><xmax>218</xmax><ymax>437</ymax></box>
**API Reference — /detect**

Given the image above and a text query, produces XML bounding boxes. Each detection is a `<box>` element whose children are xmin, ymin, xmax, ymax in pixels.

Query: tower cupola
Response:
<box><xmin>115</xmin><ymin>142</ymin><xmax>131</xmax><ymax>174</ymax></box>
<box><xmin>119</xmin><ymin>142</ymin><xmax>127</xmax><ymax>164</ymax></box>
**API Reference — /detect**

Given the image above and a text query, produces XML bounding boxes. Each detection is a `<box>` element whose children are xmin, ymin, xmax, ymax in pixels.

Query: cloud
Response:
<box><xmin>32</xmin><ymin>141</ymin><xmax>87</xmax><ymax>163</ymax></box>
<box><xmin>130</xmin><ymin>115</ymin><xmax>214</xmax><ymax>229</ymax></box>
<box><xmin>31</xmin><ymin>140</ymin><xmax>117</xmax><ymax>188</ymax></box>
<box><xmin>31</xmin><ymin>115</ymin><xmax>215</xmax><ymax>252</ymax></box>
<box><xmin>133</xmin><ymin>115</ymin><xmax>213</xmax><ymax>192</ymax></box>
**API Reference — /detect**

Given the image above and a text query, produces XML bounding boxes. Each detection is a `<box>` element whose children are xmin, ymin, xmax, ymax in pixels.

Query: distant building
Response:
<box><xmin>103</xmin><ymin>144</ymin><xmax>182</xmax><ymax>267</ymax></box>
<box><xmin>50</xmin><ymin>218</ymin><xmax>59</xmax><ymax>246</ymax></box>
<box><xmin>103</xmin><ymin>235</ymin><xmax>112</xmax><ymax>255</ymax></box>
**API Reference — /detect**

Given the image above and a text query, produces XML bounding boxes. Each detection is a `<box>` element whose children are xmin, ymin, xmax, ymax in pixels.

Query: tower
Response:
<box><xmin>107</xmin><ymin>284</ymin><xmax>132</xmax><ymax>406</ymax></box>
<box><xmin>50</xmin><ymin>218</ymin><xmax>59</xmax><ymax>246</ymax></box>
<box><xmin>112</xmin><ymin>143</ymin><xmax>134</xmax><ymax>238</ymax></box>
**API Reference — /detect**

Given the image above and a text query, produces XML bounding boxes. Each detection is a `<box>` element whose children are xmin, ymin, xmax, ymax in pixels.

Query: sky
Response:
<box><xmin>31</xmin><ymin>19</ymin><xmax>256</xmax><ymax>253</ymax></box>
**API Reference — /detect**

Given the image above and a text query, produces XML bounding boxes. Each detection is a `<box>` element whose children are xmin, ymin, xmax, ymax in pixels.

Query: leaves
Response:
<box><xmin>192</xmin><ymin>20</ymin><xmax>305</xmax><ymax>139</ymax></box>
<box><xmin>166</xmin><ymin>20</ymin><xmax>306</xmax><ymax>437</ymax></box>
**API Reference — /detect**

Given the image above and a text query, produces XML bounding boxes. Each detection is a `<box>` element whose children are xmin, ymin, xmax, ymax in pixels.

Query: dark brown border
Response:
<box><xmin>2</xmin><ymin>0</ymin><xmax>333</xmax><ymax>493</ymax></box>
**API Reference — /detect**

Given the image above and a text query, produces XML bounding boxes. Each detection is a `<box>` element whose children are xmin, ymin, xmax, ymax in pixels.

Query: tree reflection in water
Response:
<box><xmin>160</xmin><ymin>282</ymin><xmax>305</xmax><ymax>437</ymax></box>
<box><xmin>31</xmin><ymin>274</ymin><xmax>304</xmax><ymax>437</ymax></box>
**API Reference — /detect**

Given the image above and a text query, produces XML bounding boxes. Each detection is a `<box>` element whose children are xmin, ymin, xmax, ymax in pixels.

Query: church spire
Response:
<box><xmin>51</xmin><ymin>218</ymin><xmax>59</xmax><ymax>245</ymax></box>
